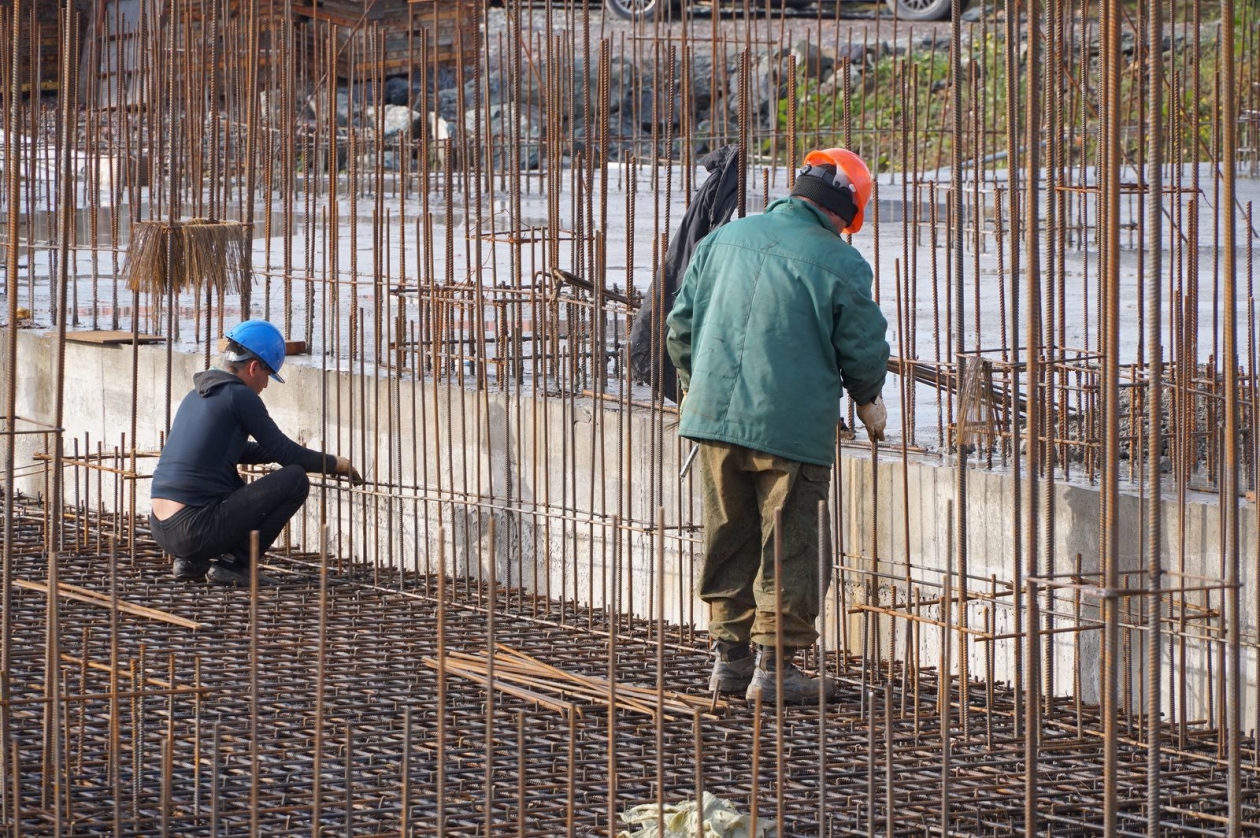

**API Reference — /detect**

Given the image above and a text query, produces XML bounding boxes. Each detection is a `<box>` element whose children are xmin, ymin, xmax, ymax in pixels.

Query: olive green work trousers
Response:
<box><xmin>696</xmin><ymin>440</ymin><xmax>833</xmax><ymax>650</ymax></box>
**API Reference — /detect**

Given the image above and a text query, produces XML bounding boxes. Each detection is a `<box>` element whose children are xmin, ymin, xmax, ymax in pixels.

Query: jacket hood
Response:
<box><xmin>193</xmin><ymin>369</ymin><xmax>246</xmax><ymax>397</ymax></box>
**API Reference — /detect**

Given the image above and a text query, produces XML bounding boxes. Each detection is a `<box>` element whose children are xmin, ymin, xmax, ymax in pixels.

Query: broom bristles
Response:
<box><xmin>123</xmin><ymin>219</ymin><xmax>250</xmax><ymax>297</ymax></box>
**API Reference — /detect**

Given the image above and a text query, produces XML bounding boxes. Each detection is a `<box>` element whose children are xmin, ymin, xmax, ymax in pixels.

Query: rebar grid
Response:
<box><xmin>1</xmin><ymin>500</ymin><xmax>1257</xmax><ymax>837</ymax></box>
<box><xmin>1</xmin><ymin>0</ymin><xmax>1259</xmax><ymax>835</ymax></box>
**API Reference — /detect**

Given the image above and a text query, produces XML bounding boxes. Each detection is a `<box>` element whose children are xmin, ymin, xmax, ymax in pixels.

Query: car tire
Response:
<box><xmin>885</xmin><ymin>0</ymin><xmax>957</xmax><ymax>21</ymax></box>
<box><xmin>604</xmin><ymin>0</ymin><xmax>679</xmax><ymax>21</ymax></box>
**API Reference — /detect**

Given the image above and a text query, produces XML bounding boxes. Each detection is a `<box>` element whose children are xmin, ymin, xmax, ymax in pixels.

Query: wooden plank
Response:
<box><xmin>14</xmin><ymin>578</ymin><xmax>207</xmax><ymax>630</ymax></box>
<box><xmin>184</xmin><ymin>0</ymin><xmax>293</xmax><ymax>22</ymax></box>
<box><xmin>301</xmin><ymin>4</ymin><xmax>479</xmax><ymax>80</ymax></box>
<box><xmin>293</xmin><ymin>0</ymin><xmax>413</xmax><ymax>26</ymax></box>
<box><xmin>66</xmin><ymin>330</ymin><xmax>164</xmax><ymax>345</ymax></box>
<box><xmin>5</xmin><ymin>0</ymin><xmax>90</xmax><ymax>93</ymax></box>
<box><xmin>186</xmin><ymin>18</ymin><xmax>296</xmax><ymax>74</ymax></box>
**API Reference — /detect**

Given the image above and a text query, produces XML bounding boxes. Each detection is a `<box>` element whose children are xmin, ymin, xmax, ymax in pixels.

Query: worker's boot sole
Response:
<box><xmin>172</xmin><ymin>557</ymin><xmax>210</xmax><ymax>582</ymax></box>
<box><xmin>708</xmin><ymin>655</ymin><xmax>755</xmax><ymax>695</ymax></box>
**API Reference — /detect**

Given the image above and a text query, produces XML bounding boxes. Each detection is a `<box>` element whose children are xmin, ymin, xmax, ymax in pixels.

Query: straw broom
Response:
<box><xmin>122</xmin><ymin>218</ymin><xmax>250</xmax><ymax>296</ymax></box>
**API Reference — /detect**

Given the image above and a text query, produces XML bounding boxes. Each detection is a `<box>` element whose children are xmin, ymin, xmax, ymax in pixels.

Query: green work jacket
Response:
<box><xmin>666</xmin><ymin>196</ymin><xmax>889</xmax><ymax>466</ymax></box>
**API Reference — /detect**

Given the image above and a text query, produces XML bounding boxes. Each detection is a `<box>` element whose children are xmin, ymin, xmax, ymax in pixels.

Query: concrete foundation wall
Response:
<box><xmin>5</xmin><ymin>329</ymin><xmax>1256</xmax><ymax>723</ymax></box>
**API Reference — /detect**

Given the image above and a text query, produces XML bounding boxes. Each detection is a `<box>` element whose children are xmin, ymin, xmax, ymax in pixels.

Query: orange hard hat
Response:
<box><xmin>794</xmin><ymin>147</ymin><xmax>873</xmax><ymax>234</ymax></box>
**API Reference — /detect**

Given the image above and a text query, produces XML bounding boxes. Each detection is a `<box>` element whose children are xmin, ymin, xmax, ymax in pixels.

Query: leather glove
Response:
<box><xmin>334</xmin><ymin>455</ymin><xmax>366</xmax><ymax>486</ymax></box>
<box><xmin>856</xmin><ymin>397</ymin><xmax>887</xmax><ymax>442</ymax></box>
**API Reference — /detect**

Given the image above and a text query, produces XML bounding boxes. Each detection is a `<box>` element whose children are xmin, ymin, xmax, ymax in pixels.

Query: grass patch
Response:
<box><xmin>778</xmin><ymin>2</ymin><xmax>1260</xmax><ymax>175</ymax></box>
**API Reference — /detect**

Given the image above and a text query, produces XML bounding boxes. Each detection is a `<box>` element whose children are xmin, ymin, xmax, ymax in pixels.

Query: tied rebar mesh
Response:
<box><xmin>1</xmin><ymin>0</ymin><xmax>1258</xmax><ymax>835</ymax></box>
<box><xmin>0</xmin><ymin>499</ymin><xmax>1257</xmax><ymax>836</ymax></box>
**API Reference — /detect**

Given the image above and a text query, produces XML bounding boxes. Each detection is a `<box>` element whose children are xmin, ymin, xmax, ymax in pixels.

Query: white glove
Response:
<box><xmin>856</xmin><ymin>397</ymin><xmax>887</xmax><ymax>442</ymax></box>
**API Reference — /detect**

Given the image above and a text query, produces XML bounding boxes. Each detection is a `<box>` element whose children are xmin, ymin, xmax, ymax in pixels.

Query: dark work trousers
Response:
<box><xmin>697</xmin><ymin>440</ymin><xmax>832</xmax><ymax>650</ymax></box>
<box><xmin>149</xmin><ymin>464</ymin><xmax>311</xmax><ymax>567</ymax></box>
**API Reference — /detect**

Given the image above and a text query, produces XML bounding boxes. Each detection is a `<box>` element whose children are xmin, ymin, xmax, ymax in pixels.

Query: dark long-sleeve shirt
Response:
<box><xmin>151</xmin><ymin>369</ymin><xmax>335</xmax><ymax>507</ymax></box>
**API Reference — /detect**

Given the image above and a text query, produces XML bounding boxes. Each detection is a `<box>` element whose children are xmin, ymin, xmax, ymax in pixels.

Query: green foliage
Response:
<box><xmin>777</xmin><ymin>10</ymin><xmax>1259</xmax><ymax>175</ymax></box>
<box><xmin>779</xmin><ymin>33</ymin><xmax>1011</xmax><ymax>173</ymax></box>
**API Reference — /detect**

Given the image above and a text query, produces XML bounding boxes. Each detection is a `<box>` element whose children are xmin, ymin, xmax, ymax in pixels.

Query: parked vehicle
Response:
<box><xmin>605</xmin><ymin>0</ymin><xmax>957</xmax><ymax>23</ymax></box>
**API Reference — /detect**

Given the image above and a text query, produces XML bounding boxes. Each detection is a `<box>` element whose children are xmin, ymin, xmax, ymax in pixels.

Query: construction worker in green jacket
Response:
<box><xmin>666</xmin><ymin>147</ymin><xmax>890</xmax><ymax>704</ymax></box>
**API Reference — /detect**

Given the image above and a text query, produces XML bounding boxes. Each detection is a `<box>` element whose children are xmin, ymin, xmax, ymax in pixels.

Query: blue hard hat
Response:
<box><xmin>225</xmin><ymin>320</ymin><xmax>287</xmax><ymax>383</ymax></box>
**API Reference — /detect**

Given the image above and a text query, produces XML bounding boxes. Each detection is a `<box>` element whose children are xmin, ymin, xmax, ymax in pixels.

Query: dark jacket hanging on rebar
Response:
<box><xmin>627</xmin><ymin>144</ymin><xmax>741</xmax><ymax>404</ymax></box>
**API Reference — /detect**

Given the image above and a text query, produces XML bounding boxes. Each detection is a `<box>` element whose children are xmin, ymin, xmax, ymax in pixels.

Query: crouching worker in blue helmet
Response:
<box><xmin>148</xmin><ymin>319</ymin><xmax>364</xmax><ymax>587</ymax></box>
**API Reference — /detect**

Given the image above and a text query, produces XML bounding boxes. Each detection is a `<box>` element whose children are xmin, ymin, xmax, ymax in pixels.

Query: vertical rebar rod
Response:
<box><xmin>1145</xmin><ymin>0</ymin><xmax>1166</xmax><ymax>832</ymax></box>
<box><xmin>774</xmin><ymin>505</ymin><xmax>785</xmax><ymax>835</ymax></box>
<box><xmin>1</xmin><ymin>0</ymin><xmax>24</xmax><ymax>827</ymax></box>
<box><xmin>940</xmin><ymin>505</ymin><xmax>953</xmax><ymax>837</ymax></box>
<box><xmin>312</xmin><ymin>523</ymin><xmax>328</xmax><ymax>838</ymax></box>
<box><xmin>1220</xmin><ymin>1</ymin><xmax>1242</xmax><ymax>834</ymax></box>
<box><xmin>485</xmin><ymin>517</ymin><xmax>496</xmax><ymax>836</ymax></box>
<box><xmin>249</xmin><ymin>530</ymin><xmax>260</xmax><ymax>838</ymax></box>
<box><xmin>948</xmin><ymin>0</ymin><xmax>968</xmax><ymax>778</ymax></box>
<box><xmin>400</xmin><ymin>706</ymin><xmax>411</xmax><ymax>837</ymax></box>
<box><xmin>655</xmin><ymin>506</ymin><xmax>665</xmax><ymax>836</ymax></box>
<box><xmin>1100</xmin><ymin>0</ymin><xmax>1123</xmax><ymax>834</ymax></box>
<box><xmin>1023</xmin><ymin>0</ymin><xmax>1044</xmax><ymax>829</ymax></box>
<box><xmin>436</xmin><ymin>529</ymin><xmax>447</xmax><ymax>838</ymax></box>
<box><xmin>817</xmin><ymin>499</ymin><xmax>828</xmax><ymax>838</ymax></box>
<box><xmin>45</xmin><ymin>0</ymin><xmax>80</xmax><ymax>826</ymax></box>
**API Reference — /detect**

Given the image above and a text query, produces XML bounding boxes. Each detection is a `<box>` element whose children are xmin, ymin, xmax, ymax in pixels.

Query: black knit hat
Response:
<box><xmin>790</xmin><ymin>163</ymin><xmax>858</xmax><ymax>227</ymax></box>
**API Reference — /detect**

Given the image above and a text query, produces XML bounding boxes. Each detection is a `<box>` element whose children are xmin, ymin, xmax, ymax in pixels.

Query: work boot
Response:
<box><xmin>708</xmin><ymin>641</ymin><xmax>755</xmax><ymax>695</ymax></box>
<box><xmin>206</xmin><ymin>558</ymin><xmax>280</xmax><ymax>588</ymax></box>
<box><xmin>171</xmin><ymin>557</ymin><xmax>209</xmax><ymax>582</ymax></box>
<box><xmin>745</xmin><ymin>646</ymin><xmax>838</xmax><ymax>705</ymax></box>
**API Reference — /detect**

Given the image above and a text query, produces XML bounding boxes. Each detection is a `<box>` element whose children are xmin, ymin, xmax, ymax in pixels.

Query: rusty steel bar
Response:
<box><xmin>1100</xmin><ymin>0</ymin><xmax>1124</xmax><ymax>834</ymax></box>
<box><xmin>0</xmin><ymin>2</ymin><xmax>1256</xmax><ymax>836</ymax></box>
<box><xmin>1146</xmin><ymin>0</ymin><xmax>1167</xmax><ymax>832</ymax></box>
